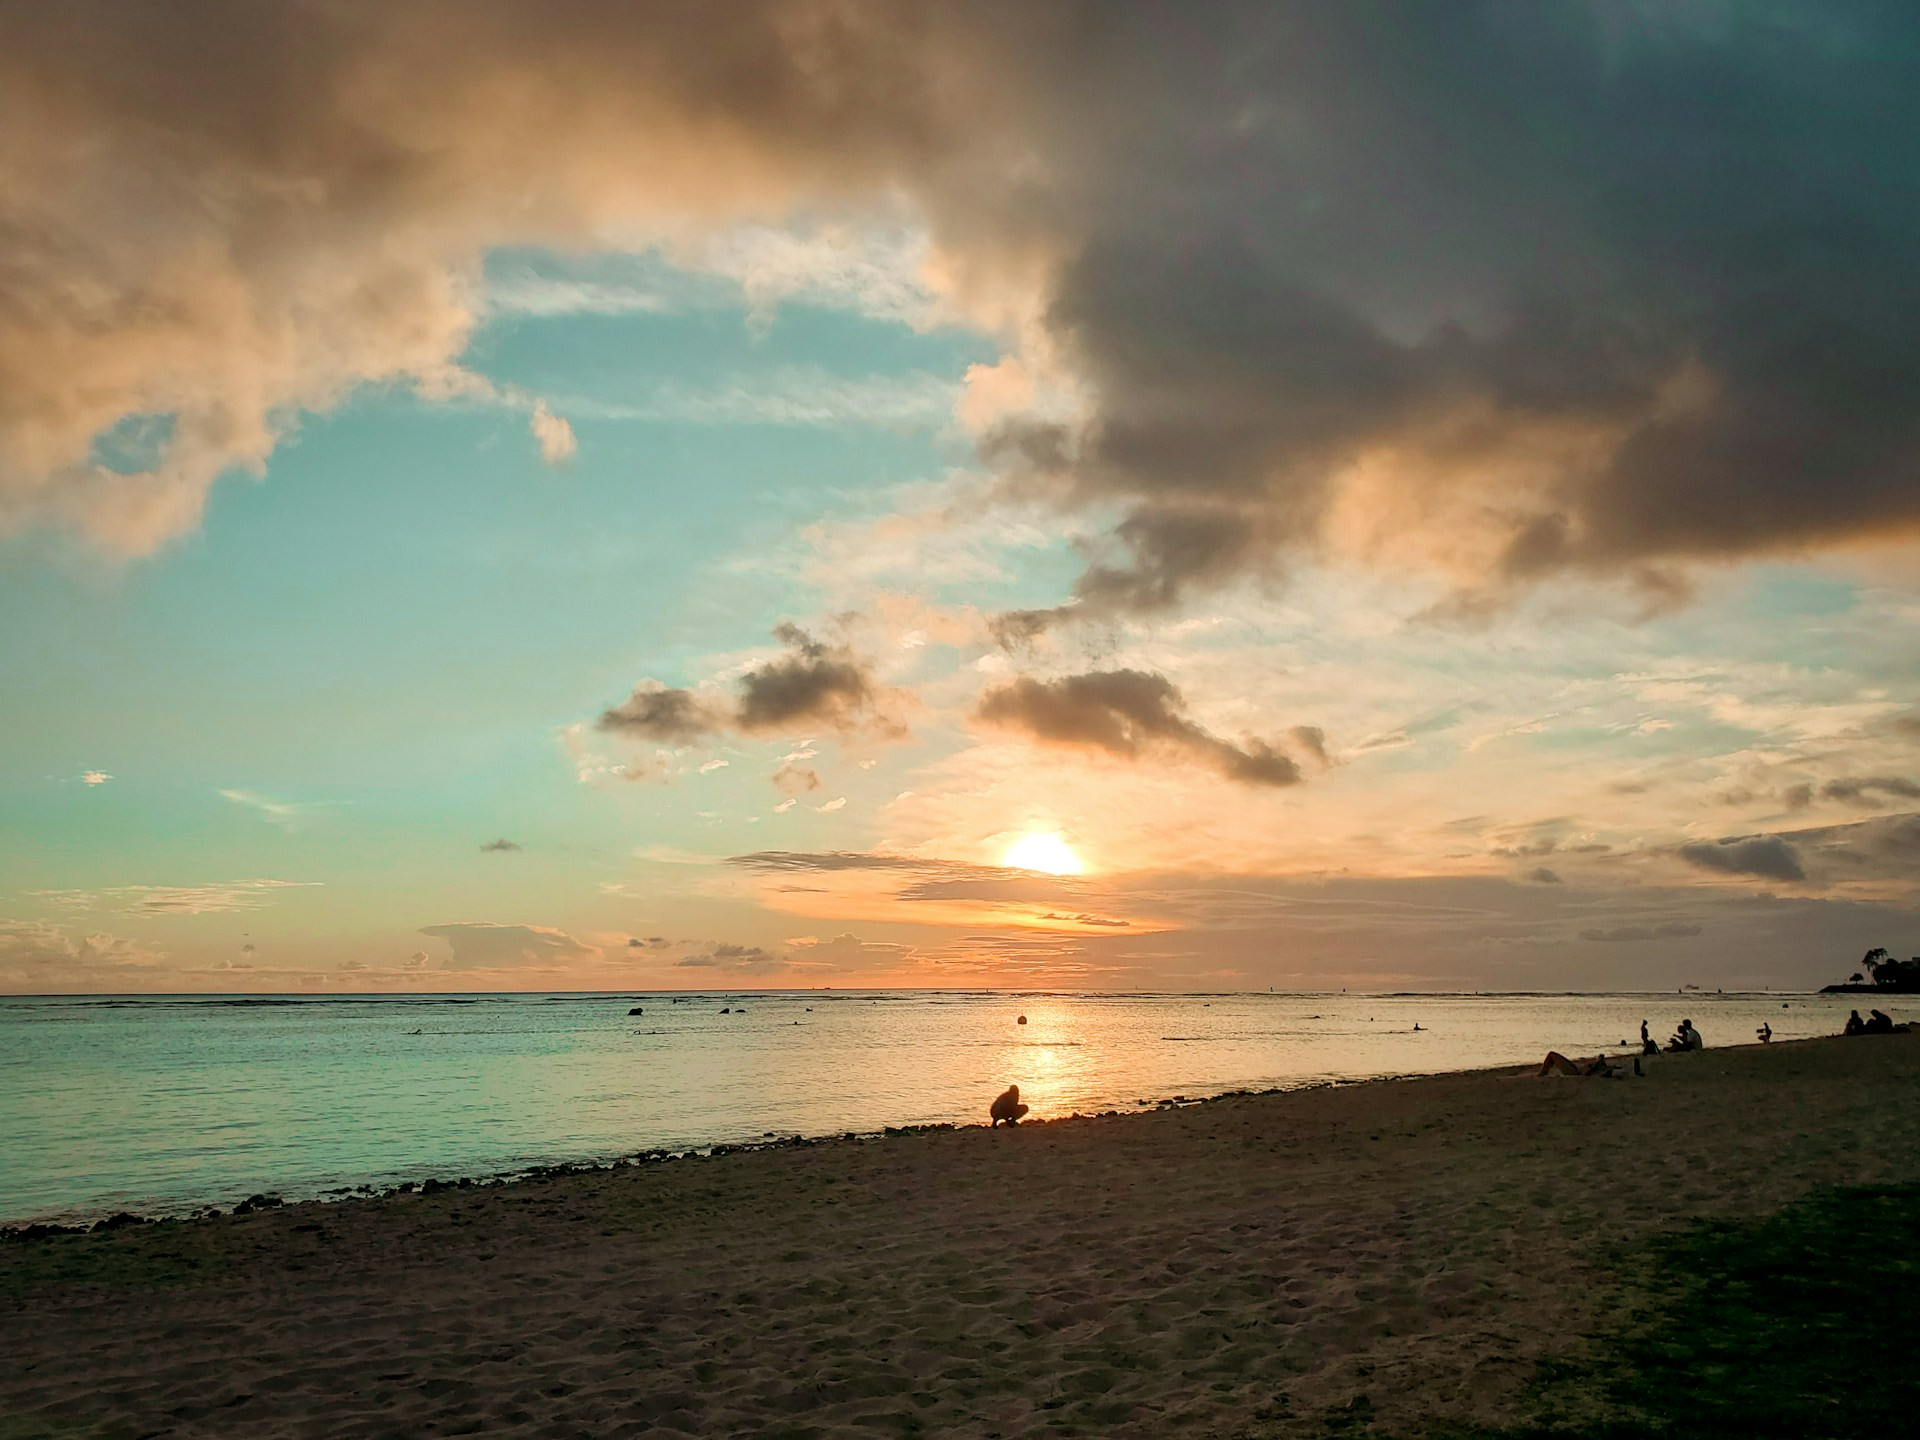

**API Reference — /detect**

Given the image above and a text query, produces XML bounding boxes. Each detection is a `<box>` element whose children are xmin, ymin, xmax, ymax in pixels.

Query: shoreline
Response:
<box><xmin>0</xmin><ymin>1031</ymin><xmax>1876</xmax><ymax>1237</ymax></box>
<box><xmin>3</xmin><ymin>1069</ymin><xmax>1449</xmax><ymax>1238</ymax></box>
<box><xmin>5</xmin><ymin>1033</ymin><xmax>1918</xmax><ymax>1437</ymax></box>
<box><xmin>8</xmin><ymin>993</ymin><xmax>1876</xmax><ymax>1232</ymax></box>
<box><xmin>0</xmin><ymin>986</ymin><xmax>1850</xmax><ymax>1008</ymax></box>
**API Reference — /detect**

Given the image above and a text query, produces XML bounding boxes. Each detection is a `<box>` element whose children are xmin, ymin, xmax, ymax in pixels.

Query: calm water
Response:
<box><xmin>0</xmin><ymin>990</ymin><xmax>1865</xmax><ymax>1225</ymax></box>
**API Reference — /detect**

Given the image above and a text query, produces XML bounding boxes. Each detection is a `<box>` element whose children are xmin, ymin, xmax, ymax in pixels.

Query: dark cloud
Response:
<box><xmin>737</xmin><ymin>624</ymin><xmax>898</xmax><ymax>736</ymax></box>
<box><xmin>675</xmin><ymin>942</ymin><xmax>784</xmax><ymax>972</ymax></box>
<box><xmin>598</xmin><ymin>685</ymin><xmax>724</xmax><ymax>744</ymax></box>
<box><xmin>1792</xmin><ymin>811</ymin><xmax>1920</xmax><ymax>877</ymax></box>
<box><xmin>1289</xmin><ymin>725</ymin><xmax>1330</xmax><ymax>767</ymax></box>
<box><xmin>627</xmin><ymin>935</ymin><xmax>671</xmax><ymax>949</ymax></box>
<box><xmin>1525</xmin><ymin>867</ymin><xmax>1562</xmax><ymax>885</ymax></box>
<box><xmin>774</xmin><ymin>764</ymin><xmax>822</xmax><ymax>793</ymax></box>
<box><xmin>982</xmin><ymin>4</ymin><xmax>1920</xmax><ymax>625</ymax></box>
<box><xmin>974</xmin><ymin>668</ymin><xmax>1305</xmax><ymax>786</ymax></box>
<box><xmin>727</xmin><ymin>850</ymin><xmax>929</xmax><ymax>874</ymax></box>
<box><xmin>479</xmin><ymin>838</ymin><xmax>522</xmax><ymax>853</ymax></box>
<box><xmin>1662</xmin><ymin>811</ymin><xmax>1920</xmax><ymax>891</ymax></box>
<box><xmin>1580</xmin><ymin>922</ymin><xmax>1703</xmax><ymax>943</ymax></box>
<box><xmin>1821</xmin><ymin>776</ymin><xmax>1920</xmax><ymax>805</ymax></box>
<box><xmin>596</xmin><ymin>625</ymin><xmax>903</xmax><ymax>759</ymax></box>
<box><xmin>1676</xmin><ymin>835</ymin><xmax>1806</xmax><ymax>883</ymax></box>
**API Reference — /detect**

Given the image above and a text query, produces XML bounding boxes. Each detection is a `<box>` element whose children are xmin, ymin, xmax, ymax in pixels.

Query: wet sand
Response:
<box><xmin>4</xmin><ymin>1035</ymin><xmax>1918</xmax><ymax>1438</ymax></box>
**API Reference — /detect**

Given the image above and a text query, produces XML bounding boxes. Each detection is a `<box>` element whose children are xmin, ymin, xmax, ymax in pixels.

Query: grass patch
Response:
<box><xmin>1399</xmin><ymin>1181</ymin><xmax>1920</xmax><ymax>1439</ymax></box>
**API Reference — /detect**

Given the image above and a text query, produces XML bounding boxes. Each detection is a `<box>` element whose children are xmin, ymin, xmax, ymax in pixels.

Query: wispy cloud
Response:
<box><xmin>483</xmin><ymin>224</ymin><xmax>936</xmax><ymax>327</ymax></box>
<box><xmin>35</xmin><ymin>880</ymin><xmax>321</xmax><ymax>915</ymax></box>
<box><xmin>219</xmin><ymin>789</ymin><xmax>336</xmax><ymax>828</ymax></box>
<box><xmin>550</xmin><ymin>370</ymin><xmax>958</xmax><ymax>430</ymax></box>
<box><xmin>484</xmin><ymin>269</ymin><xmax>681</xmax><ymax>318</ymax></box>
<box><xmin>80</xmin><ymin>770</ymin><xmax>112</xmax><ymax>786</ymax></box>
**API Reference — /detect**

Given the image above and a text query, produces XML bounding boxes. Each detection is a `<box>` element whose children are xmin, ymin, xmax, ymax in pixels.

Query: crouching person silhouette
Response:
<box><xmin>990</xmin><ymin>1084</ymin><xmax>1030</xmax><ymax>1127</ymax></box>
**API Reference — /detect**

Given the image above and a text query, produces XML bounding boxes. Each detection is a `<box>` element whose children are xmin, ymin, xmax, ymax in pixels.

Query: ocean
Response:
<box><xmin>0</xmin><ymin>989</ymin><xmax>1862</xmax><ymax>1225</ymax></box>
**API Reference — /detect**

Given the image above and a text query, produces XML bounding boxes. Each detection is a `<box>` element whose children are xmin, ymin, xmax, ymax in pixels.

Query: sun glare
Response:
<box><xmin>1003</xmin><ymin>832</ymin><xmax>1085</xmax><ymax>875</ymax></box>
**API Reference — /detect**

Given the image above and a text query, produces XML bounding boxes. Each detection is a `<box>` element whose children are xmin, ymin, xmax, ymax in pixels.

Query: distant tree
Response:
<box><xmin>1849</xmin><ymin>972</ymin><xmax>1865</xmax><ymax>985</ymax></box>
<box><xmin>1857</xmin><ymin>948</ymin><xmax>1920</xmax><ymax>989</ymax></box>
<box><xmin>1881</xmin><ymin>956</ymin><xmax>1920</xmax><ymax>988</ymax></box>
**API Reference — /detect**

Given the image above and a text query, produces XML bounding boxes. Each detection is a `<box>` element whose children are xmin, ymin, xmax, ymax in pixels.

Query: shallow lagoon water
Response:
<box><xmin>0</xmin><ymin>989</ymin><xmax>1865</xmax><ymax>1223</ymax></box>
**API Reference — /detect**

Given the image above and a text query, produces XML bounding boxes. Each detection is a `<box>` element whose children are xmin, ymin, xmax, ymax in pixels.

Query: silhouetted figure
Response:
<box><xmin>990</xmin><ymin>1084</ymin><xmax>1030</xmax><ymax>1126</ymax></box>
<box><xmin>1666</xmin><ymin>1018</ymin><xmax>1703</xmax><ymax>1052</ymax></box>
<box><xmin>1866</xmin><ymin>1009</ymin><xmax>1896</xmax><ymax>1034</ymax></box>
<box><xmin>1641</xmin><ymin>1020</ymin><xmax>1658</xmax><ymax>1056</ymax></box>
<box><xmin>1538</xmin><ymin>1052</ymin><xmax>1621</xmax><ymax>1078</ymax></box>
<box><xmin>1845</xmin><ymin>1009</ymin><xmax>1866</xmax><ymax>1036</ymax></box>
<box><xmin>1756</xmin><ymin>1022</ymin><xmax>1772</xmax><ymax>1044</ymax></box>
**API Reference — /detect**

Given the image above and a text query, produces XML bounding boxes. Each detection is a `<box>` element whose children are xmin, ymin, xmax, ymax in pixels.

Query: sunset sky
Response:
<box><xmin>4</xmin><ymin>1</ymin><xmax>1918</xmax><ymax>993</ymax></box>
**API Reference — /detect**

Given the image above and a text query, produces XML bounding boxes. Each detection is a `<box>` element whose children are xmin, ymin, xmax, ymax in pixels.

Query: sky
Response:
<box><xmin>3</xmin><ymin>0</ymin><xmax>1919</xmax><ymax>994</ymax></box>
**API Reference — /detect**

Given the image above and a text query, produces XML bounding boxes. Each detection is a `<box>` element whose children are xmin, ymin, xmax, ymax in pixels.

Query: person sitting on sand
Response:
<box><xmin>1640</xmin><ymin>1020</ymin><xmax>1659</xmax><ymax>1056</ymax></box>
<box><xmin>1844</xmin><ymin>1009</ymin><xmax>1866</xmax><ymax>1036</ymax></box>
<box><xmin>1666</xmin><ymin>1018</ymin><xmax>1703</xmax><ymax>1052</ymax></box>
<box><xmin>990</xmin><ymin>1084</ymin><xmax>1030</xmax><ymax>1127</ymax></box>
<box><xmin>1865</xmin><ymin>1009</ymin><xmax>1896</xmax><ymax>1034</ymax></box>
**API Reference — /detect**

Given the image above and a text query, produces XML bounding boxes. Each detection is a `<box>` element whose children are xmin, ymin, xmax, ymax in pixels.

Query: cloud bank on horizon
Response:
<box><xmin>3</xmin><ymin>1</ymin><xmax>1919</xmax><ymax>992</ymax></box>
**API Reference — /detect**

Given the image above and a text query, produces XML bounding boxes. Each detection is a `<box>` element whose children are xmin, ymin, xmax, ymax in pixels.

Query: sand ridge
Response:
<box><xmin>4</xmin><ymin>1036</ymin><xmax>1919</xmax><ymax>1438</ymax></box>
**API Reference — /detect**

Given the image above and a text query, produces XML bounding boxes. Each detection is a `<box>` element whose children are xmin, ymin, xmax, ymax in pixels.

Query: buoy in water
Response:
<box><xmin>1017</xmin><ymin>1015</ymin><xmax>1027</xmax><ymax>1025</ymax></box>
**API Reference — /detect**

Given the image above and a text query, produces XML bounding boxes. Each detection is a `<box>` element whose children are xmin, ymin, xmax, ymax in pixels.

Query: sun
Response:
<box><xmin>1003</xmin><ymin>832</ymin><xmax>1085</xmax><ymax>875</ymax></box>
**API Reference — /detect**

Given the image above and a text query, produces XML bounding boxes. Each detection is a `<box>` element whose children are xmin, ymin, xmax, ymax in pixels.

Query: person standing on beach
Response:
<box><xmin>1640</xmin><ymin>1020</ymin><xmax>1658</xmax><ymax>1056</ymax></box>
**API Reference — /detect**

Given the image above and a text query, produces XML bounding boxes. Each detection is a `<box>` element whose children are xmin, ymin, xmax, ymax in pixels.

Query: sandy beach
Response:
<box><xmin>4</xmin><ymin>1034</ymin><xmax>1918</xmax><ymax>1439</ymax></box>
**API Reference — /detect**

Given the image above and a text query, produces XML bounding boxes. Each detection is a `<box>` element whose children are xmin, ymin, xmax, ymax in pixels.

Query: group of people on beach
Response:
<box><xmin>1844</xmin><ymin>1008</ymin><xmax>1908</xmax><ymax>1035</ymax></box>
<box><xmin>1655</xmin><ymin>1017</ymin><xmax>1703</xmax><ymax>1053</ymax></box>
<box><xmin>999</xmin><ymin>1000</ymin><xmax>1911</xmax><ymax>1119</ymax></box>
<box><xmin>1537</xmin><ymin>1016</ymin><xmax>1702</xmax><ymax>1079</ymax></box>
<box><xmin>1537</xmin><ymin>1002</ymin><xmax>1915</xmax><ymax>1080</ymax></box>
